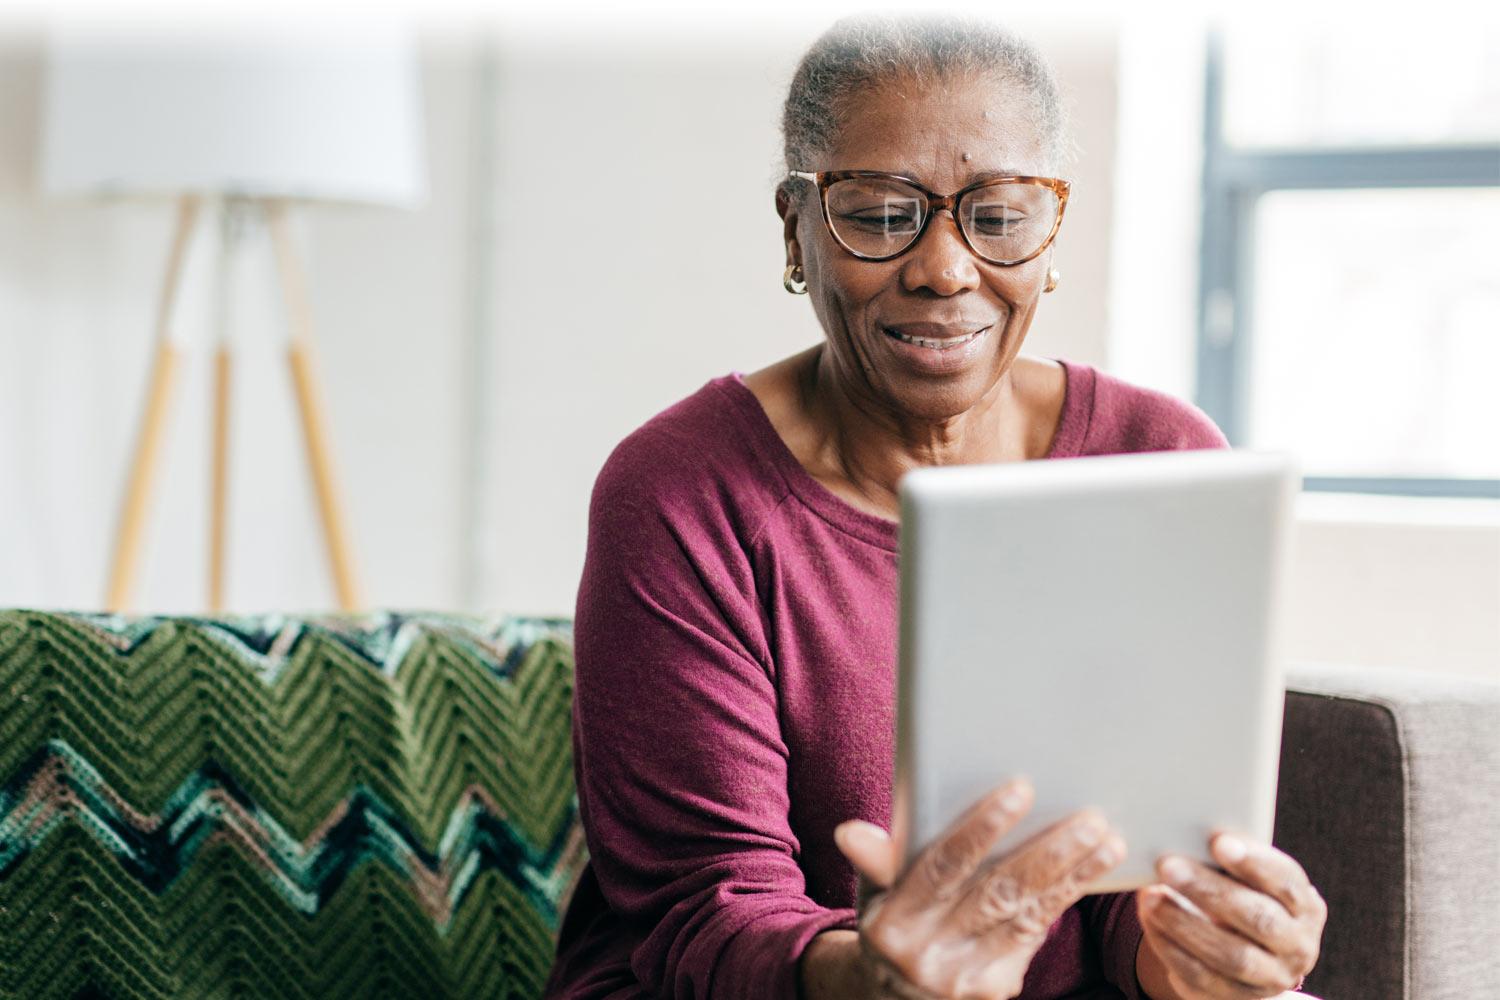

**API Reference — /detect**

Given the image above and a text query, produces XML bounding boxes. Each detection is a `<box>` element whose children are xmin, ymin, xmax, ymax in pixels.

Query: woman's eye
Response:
<box><xmin>841</xmin><ymin>210</ymin><xmax>919</xmax><ymax>233</ymax></box>
<box><xmin>972</xmin><ymin>214</ymin><xmax>1026</xmax><ymax>235</ymax></box>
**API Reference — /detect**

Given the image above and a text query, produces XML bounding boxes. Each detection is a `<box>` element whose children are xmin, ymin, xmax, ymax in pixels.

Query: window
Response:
<box><xmin>1197</xmin><ymin>27</ymin><xmax>1500</xmax><ymax>497</ymax></box>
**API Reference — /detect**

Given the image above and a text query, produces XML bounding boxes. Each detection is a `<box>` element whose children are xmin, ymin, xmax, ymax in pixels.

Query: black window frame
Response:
<box><xmin>1196</xmin><ymin>35</ymin><xmax>1500</xmax><ymax>499</ymax></box>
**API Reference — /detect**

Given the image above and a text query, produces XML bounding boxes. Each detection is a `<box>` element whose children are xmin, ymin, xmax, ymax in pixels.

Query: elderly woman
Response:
<box><xmin>544</xmin><ymin>16</ymin><xmax>1325</xmax><ymax>1000</ymax></box>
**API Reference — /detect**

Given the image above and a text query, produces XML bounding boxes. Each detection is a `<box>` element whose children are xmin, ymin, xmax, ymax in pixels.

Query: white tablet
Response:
<box><xmin>894</xmin><ymin>449</ymin><xmax>1297</xmax><ymax>894</ymax></box>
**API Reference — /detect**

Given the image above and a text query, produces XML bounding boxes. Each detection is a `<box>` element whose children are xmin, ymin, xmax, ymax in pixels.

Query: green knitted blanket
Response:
<box><xmin>0</xmin><ymin>609</ymin><xmax>585</xmax><ymax>999</ymax></box>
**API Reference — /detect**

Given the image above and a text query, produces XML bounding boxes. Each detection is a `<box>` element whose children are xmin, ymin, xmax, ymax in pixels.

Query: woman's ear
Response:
<box><xmin>775</xmin><ymin>187</ymin><xmax>802</xmax><ymax>267</ymax></box>
<box><xmin>1042</xmin><ymin>246</ymin><xmax>1061</xmax><ymax>294</ymax></box>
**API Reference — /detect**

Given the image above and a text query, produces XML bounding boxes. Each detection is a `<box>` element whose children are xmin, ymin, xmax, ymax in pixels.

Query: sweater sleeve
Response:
<box><xmin>570</xmin><ymin>429</ymin><xmax>857</xmax><ymax>1000</ymax></box>
<box><xmin>1085</xmin><ymin>368</ymin><xmax>1231</xmax><ymax>456</ymax></box>
<box><xmin>1079</xmin><ymin>891</ymin><xmax>1146</xmax><ymax>1000</ymax></box>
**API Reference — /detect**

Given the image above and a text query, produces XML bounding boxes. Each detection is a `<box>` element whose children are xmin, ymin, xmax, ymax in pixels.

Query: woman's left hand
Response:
<box><xmin>1136</xmin><ymin>832</ymin><xmax>1326</xmax><ymax>999</ymax></box>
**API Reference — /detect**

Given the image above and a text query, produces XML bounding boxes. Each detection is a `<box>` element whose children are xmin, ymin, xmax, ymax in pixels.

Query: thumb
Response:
<box><xmin>834</xmin><ymin>819</ymin><xmax>899</xmax><ymax>890</ymax></box>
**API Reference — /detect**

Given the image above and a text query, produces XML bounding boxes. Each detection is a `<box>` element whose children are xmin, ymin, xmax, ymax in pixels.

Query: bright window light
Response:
<box><xmin>1222</xmin><ymin>26</ymin><xmax>1500</xmax><ymax>148</ymax></box>
<box><xmin>1247</xmin><ymin>187</ymin><xmax>1500</xmax><ymax>479</ymax></box>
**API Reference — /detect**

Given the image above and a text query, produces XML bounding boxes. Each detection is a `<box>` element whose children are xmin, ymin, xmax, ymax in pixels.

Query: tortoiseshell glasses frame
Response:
<box><xmin>787</xmin><ymin>170</ymin><xmax>1071</xmax><ymax>267</ymax></box>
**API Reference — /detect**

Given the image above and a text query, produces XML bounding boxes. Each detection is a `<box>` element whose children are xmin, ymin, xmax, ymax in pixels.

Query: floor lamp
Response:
<box><xmin>39</xmin><ymin>30</ymin><xmax>427</xmax><ymax>615</ymax></box>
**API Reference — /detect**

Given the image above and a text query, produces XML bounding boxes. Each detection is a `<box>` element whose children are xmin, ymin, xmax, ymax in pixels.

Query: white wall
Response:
<box><xmin>474</xmin><ymin>23</ymin><xmax>1121</xmax><ymax>617</ymax></box>
<box><xmin>1289</xmin><ymin>496</ymin><xmax>1500</xmax><ymax>680</ymax></box>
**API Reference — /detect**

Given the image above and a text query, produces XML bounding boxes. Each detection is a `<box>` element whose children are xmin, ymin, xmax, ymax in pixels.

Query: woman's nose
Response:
<box><xmin>900</xmin><ymin>210</ymin><xmax>981</xmax><ymax>295</ymax></box>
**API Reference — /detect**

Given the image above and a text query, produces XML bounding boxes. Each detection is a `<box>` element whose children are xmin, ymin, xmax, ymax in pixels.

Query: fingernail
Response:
<box><xmin>1215</xmin><ymin>835</ymin><xmax>1247</xmax><ymax>864</ymax></box>
<box><xmin>1160</xmin><ymin>855</ymin><xmax>1192</xmax><ymax>886</ymax></box>
<box><xmin>835</xmin><ymin>821</ymin><xmax>878</xmax><ymax>853</ymax></box>
<box><xmin>1000</xmin><ymin>779</ymin><xmax>1031</xmax><ymax>811</ymax></box>
<box><xmin>1071</xmin><ymin>812</ymin><xmax>1105</xmax><ymax>847</ymax></box>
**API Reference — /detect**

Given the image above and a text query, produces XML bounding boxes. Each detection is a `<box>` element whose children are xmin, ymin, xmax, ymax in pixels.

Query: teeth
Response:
<box><xmin>890</xmin><ymin>328</ymin><xmax>983</xmax><ymax>349</ymax></box>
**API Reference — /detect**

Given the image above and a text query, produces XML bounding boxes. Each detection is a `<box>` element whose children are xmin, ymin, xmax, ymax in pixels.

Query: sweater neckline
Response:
<box><xmin>714</xmin><ymin>358</ymin><xmax>1093</xmax><ymax>553</ymax></box>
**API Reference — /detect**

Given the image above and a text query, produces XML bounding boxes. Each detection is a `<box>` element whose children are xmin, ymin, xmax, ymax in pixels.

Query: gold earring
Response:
<box><xmin>783</xmin><ymin>263</ymin><xmax>808</xmax><ymax>295</ymax></box>
<box><xmin>1043</xmin><ymin>267</ymin><xmax>1061</xmax><ymax>294</ymax></box>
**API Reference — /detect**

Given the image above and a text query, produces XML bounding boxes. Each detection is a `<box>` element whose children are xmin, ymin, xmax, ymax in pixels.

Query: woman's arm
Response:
<box><xmin>799</xmin><ymin>930</ymin><xmax>869</xmax><ymax>999</ymax></box>
<box><xmin>569</xmin><ymin>432</ymin><xmax>857</xmax><ymax>999</ymax></box>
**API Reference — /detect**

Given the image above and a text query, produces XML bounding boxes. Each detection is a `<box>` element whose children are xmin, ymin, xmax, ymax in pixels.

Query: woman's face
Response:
<box><xmin>781</xmin><ymin>73</ymin><xmax>1057</xmax><ymax>424</ymax></box>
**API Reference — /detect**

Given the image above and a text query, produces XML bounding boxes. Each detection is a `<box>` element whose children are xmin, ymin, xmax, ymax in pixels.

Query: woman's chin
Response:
<box><xmin>875</xmin><ymin>371</ymin><xmax>1007</xmax><ymax>425</ymax></box>
<box><xmin>869</xmin><ymin>331</ymin><xmax>1009</xmax><ymax>421</ymax></box>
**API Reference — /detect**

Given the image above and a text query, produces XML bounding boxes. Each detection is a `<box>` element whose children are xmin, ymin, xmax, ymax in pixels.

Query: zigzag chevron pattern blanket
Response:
<box><xmin>0</xmin><ymin>609</ymin><xmax>585</xmax><ymax>999</ymax></box>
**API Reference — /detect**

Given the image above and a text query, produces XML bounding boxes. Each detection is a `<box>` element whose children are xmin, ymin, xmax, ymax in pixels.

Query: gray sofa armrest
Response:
<box><xmin>1274</xmin><ymin>663</ymin><xmax>1500</xmax><ymax>1000</ymax></box>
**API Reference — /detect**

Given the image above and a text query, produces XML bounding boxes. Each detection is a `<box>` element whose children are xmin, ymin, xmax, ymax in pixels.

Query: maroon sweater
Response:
<box><xmin>545</xmin><ymin>360</ymin><xmax>1229</xmax><ymax>1000</ymax></box>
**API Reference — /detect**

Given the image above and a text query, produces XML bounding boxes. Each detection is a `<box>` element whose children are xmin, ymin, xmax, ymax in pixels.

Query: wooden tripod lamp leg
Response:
<box><xmin>209</xmin><ymin>338</ymin><xmax>232</xmax><ymax>613</ymax></box>
<box><xmin>207</xmin><ymin>198</ymin><xmax>253</xmax><ymax>614</ymax></box>
<box><xmin>105</xmin><ymin>194</ymin><xmax>202</xmax><ymax>614</ymax></box>
<box><xmin>264</xmin><ymin>199</ymin><xmax>365</xmax><ymax>613</ymax></box>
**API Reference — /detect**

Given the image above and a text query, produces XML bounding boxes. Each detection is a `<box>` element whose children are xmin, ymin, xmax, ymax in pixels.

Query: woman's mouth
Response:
<box><xmin>879</xmin><ymin>324</ymin><xmax>994</xmax><ymax>374</ymax></box>
<box><xmin>883</xmin><ymin>326</ymin><xmax>988</xmax><ymax>350</ymax></box>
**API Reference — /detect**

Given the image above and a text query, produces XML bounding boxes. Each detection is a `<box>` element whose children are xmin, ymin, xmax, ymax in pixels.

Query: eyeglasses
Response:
<box><xmin>787</xmin><ymin>170</ymin><xmax>1070</xmax><ymax>266</ymax></box>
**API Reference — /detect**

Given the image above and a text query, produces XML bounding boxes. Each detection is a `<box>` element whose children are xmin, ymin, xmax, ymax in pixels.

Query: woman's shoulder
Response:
<box><xmin>589</xmin><ymin>374</ymin><xmax>792</xmax><ymax>530</ymax></box>
<box><xmin>1063</xmin><ymin>360</ymin><xmax>1229</xmax><ymax>455</ymax></box>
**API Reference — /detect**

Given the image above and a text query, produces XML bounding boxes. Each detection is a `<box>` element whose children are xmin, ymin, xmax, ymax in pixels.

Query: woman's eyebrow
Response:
<box><xmin>855</xmin><ymin>167</ymin><xmax>1031</xmax><ymax>188</ymax></box>
<box><xmin>892</xmin><ymin>168</ymin><xmax>1030</xmax><ymax>189</ymax></box>
<box><xmin>965</xmin><ymin>168</ymin><xmax>1028</xmax><ymax>183</ymax></box>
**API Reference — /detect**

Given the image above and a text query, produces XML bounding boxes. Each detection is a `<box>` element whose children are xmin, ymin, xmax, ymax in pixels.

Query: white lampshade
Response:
<box><xmin>39</xmin><ymin>27</ymin><xmax>427</xmax><ymax>208</ymax></box>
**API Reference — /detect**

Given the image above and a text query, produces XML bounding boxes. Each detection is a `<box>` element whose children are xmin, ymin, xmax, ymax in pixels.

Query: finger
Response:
<box><xmin>1210</xmin><ymin>832</ymin><xmax>1324</xmax><ymax>921</ymax></box>
<box><xmin>1157</xmin><ymin>854</ymin><xmax>1305</xmax><ymax>957</ymax></box>
<box><xmin>855</xmin><ymin>874</ymin><xmax>884</xmax><ymax>918</ymax></box>
<box><xmin>1141</xmin><ymin>886</ymin><xmax>1302</xmax><ymax>997</ymax></box>
<box><xmin>1000</xmin><ymin>807</ymin><xmax>1110</xmax><ymax>889</ymax></box>
<box><xmin>1021</xmin><ymin>830</ymin><xmax>1127</xmax><ymax>937</ymax></box>
<box><xmin>1067</xmin><ymin>830</ymin><xmax>1128</xmax><ymax>894</ymax></box>
<box><xmin>952</xmin><ymin>812</ymin><xmax>1117</xmax><ymax>940</ymax></box>
<box><xmin>835</xmin><ymin>820</ymin><xmax>899</xmax><ymax>890</ymax></box>
<box><xmin>905</xmin><ymin>778</ymin><xmax>1033</xmax><ymax>902</ymax></box>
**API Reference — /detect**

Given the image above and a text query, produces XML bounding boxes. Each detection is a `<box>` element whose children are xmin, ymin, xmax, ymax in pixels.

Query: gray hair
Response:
<box><xmin>779</xmin><ymin>15</ymin><xmax>1070</xmax><ymax>197</ymax></box>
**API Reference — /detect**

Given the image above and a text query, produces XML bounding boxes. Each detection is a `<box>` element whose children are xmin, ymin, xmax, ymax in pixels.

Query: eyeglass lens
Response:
<box><xmin>824</xmin><ymin>178</ymin><xmax>1059</xmax><ymax>263</ymax></box>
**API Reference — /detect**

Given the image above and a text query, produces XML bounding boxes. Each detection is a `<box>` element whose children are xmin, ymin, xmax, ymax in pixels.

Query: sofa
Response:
<box><xmin>1</xmin><ymin>608</ymin><xmax>1496</xmax><ymax>999</ymax></box>
<box><xmin>0</xmin><ymin>610</ymin><xmax>581</xmax><ymax>1000</ymax></box>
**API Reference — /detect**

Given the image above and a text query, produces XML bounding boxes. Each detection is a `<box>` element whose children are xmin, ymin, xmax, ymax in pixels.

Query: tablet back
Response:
<box><xmin>896</xmin><ymin>449</ymin><xmax>1297</xmax><ymax>893</ymax></box>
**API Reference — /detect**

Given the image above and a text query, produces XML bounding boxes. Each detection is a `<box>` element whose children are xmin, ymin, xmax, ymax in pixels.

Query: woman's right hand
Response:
<box><xmin>833</xmin><ymin>778</ymin><xmax>1126</xmax><ymax>1000</ymax></box>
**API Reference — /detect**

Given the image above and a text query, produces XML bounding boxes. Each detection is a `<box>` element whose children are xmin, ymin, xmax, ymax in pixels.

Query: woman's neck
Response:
<box><xmin>799</xmin><ymin>344</ymin><xmax>1028</xmax><ymax>519</ymax></box>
